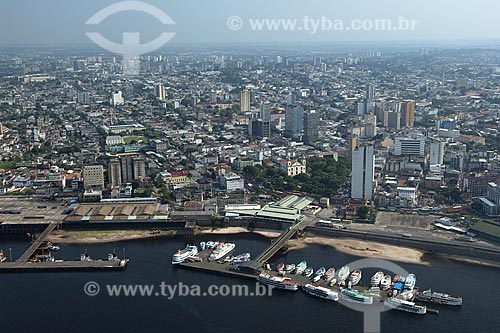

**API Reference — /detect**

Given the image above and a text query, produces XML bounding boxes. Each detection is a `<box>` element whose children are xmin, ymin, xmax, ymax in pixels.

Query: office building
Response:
<box><xmin>303</xmin><ymin>110</ymin><xmax>319</xmax><ymax>144</ymax></box>
<box><xmin>240</xmin><ymin>89</ymin><xmax>250</xmax><ymax>112</ymax></box>
<box><xmin>430</xmin><ymin>141</ymin><xmax>445</xmax><ymax>165</ymax></box>
<box><xmin>108</xmin><ymin>159</ymin><xmax>122</xmax><ymax>187</ymax></box>
<box><xmin>285</xmin><ymin>105</ymin><xmax>304</xmax><ymax>138</ymax></box>
<box><xmin>394</xmin><ymin>137</ymin><xmax>426</xmax><ymax>156</ymax></box>
<box><xmin>155</xmin><ymin>83</ymin><xmax>166</xmax><ymax>101</ymax></box>
<box><xmin>388</xmin><ymin>111</ymin><xmax>401</xmax><ymax>130</ymax></box>
<box><xmin>366</xmin><ymin>83</ymin><xmax>375</xmax><ymax>99</ymax></box>
<box><xmin>351</xmin><ymin>145</ymin><xmax>375</xmax><ymax>200</ymax></box>
<box><xmin>401</xmin><ymin>100</ymin><xmax>415</xmax><ymax>127</ymax></box>
<box><xmin>83</xmin><ymin>165</ymin><xmax>104</xmax><ymax>190</ymax></box>
<box><xmin>112</xmin><ymin>91</ymin><xmax>124</xmax><ymax>106</ymax></box>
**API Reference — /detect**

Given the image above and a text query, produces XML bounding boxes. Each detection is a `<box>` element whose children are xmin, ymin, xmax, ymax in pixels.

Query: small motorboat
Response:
<box><xmin>304</xmin><ymin>267</ymin><xmax>314</xmax><ymax>278</ymax></box>
<box><xmin>312</xmin><ymin>267</ymin><xmax>326</xmax><ymax>282</ymax></box>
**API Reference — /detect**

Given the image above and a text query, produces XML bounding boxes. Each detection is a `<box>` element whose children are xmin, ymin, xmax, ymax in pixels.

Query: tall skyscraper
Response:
<box><xmin>287</xmin><ymin>90</ymin><xmax>296</xmax><ymax>106</ymax></box>
<box><xmin>155</xmin><ymin>83</ymin><xmax>166</xmax><ymax>101</ymax></box>
<box><xmin>108</xmin><ymin>155</ymin><xmax>146</xmax><ymax>186</ymax></box>
<box><xmin>240</xmin><ymin>89</ymin><xmax>250</xmax><ymax>112</ymax></box>
<box><xmin>303</xmin><ymin>110</ymin><xmax>319</xmax><ymax>145</ymax></box>
<box><xmin>132</xmin><ymin>157</ymin><xmax>146</xmax><ymax>180</ymax></box>
<box><xmin>351</xmin><ymin>145</ymin><xmax>375</xmax><ymax>200</ymax></box>
<box><xmin>366</xmin><ymin>83</ymin><xmax>375</xmax><ymax>100</ymax></box>
<box><xmin>388</xmin><ymin>111</ymin><xmax>401</xmax><ymax>130</ymax></box>
<box><xmin>285</xmin><ymin>105</ymin><xmax>304</xmax><ymax>138</ymax></box>
<box><xmin>401</xmin><ymin>100</ymin><xmax>415</xmax><ymax>127</ymax></box>
<box><xmin>108</xmin><ymin>159</ymin><xmax>122</xmax><ymax>186</ymax></box>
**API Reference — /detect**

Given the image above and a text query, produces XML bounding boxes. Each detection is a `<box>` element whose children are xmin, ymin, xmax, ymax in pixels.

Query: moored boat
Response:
<box><xmin>294</xmin><ymin>260</ymin><xmax>307</xmax><ymax>275</ymax></box>
<box><xmin>371</xmin><ymin>271</ymin><xmax>384</xmax><ymax>286</ymax></box>
<box><xmin>284</xmin><ymin>264</ymin><xmax>296</xmax><ymax>273</ymax></box>
<box><xmin>349</xmin><ymin>270</ymin><xmax>362</xmax><ymax>286</ymax></box>
<box><xmin>384</xmin><ymin>297</ymin><xmax>426</xmax><ymax>314</ymax></box>
<box><xmin>338</xmin><ymin>265</ymin><xmax>350</xmax><ymax>283</ymax></box>
<box><xmin>312</xmin><ymin>267</ymin><xmax>326</xmax><ymax>282</ymax></box>
<box><xmin>277</xmin><ymin>262</ymin><xmax>285</xmax><ymax>273</ymax></box>
<box><xmin>200</xmin><ymin>242</ymin><xmax>206</xmax><ymax>251</ymax></box>
<box><xmin>258</xmin><ymin>272</ymin><xmax>298</xmax><ymax>291</ymax></box>
<box><xmin>303</xmin><ymin>284</ymin><xmax>339</xmax><ymax>301</ymax></box>
<box><xmin>380</xmin><ymin>274</ymin><xmax>392</xmax><ymax>290</ymax></box>
<box><xmin>172</xmin><ymin>245</ymin><xmax>198</xmax><ymax>264</ymax></box>
<box><xmin>0</xmin><ymin>250</ymin><xmax>7</xmax><ymax>262</ymax></box>
<box><xmin>415</xmin><ymin>289</ymin><xmax>462</xmax><ymax>306</ymax></box>
<box><xmin>232</xmin><ymin>252</ymin><xmax>251</xmax><ymax>264</ymax></box>
<box><xmin>209</xmin><ymin>243</ymin><xmax>235</xmax><ymax>261</ymax></box>
<box><xmin>404</xmin><ymin>274</ymin><xmax>416</xmax><ymax>290</ymax></box>
<box><xmin>304</xmin><ymin>267</ymin><xmax>314</xmax><ymax>278</ymax></box>
<box><xmin>324</xmin><ymin>267</ymin><xmax>336</xmax><ymax>282</ymax></box>
<box><xmin>340</xmin><ymin>288</ymin><xmax>373</xmax><ymax>304</ymax></box>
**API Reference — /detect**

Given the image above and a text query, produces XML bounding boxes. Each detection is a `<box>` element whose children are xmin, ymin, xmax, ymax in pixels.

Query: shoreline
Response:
<box><xmin>43</xmin><ymin>228</ymin><xmax>500</xmax><ymax>267</ymax></box>
<box><xmin>286</xmin><ymin>236</ymin><xmax>430</xmax><ymax>265</ymax></box>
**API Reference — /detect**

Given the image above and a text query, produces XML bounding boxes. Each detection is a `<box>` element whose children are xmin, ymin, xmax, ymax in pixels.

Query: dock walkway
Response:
<box><xmin>16</xmin><ymin>222</ymin><xmax>58</xmax><ymax>262</ymax></box>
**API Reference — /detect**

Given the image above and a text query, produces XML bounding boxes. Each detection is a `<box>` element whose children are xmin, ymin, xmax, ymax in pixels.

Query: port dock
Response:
<box><xmin>0</xmin><ymin>222</ymin><xmax>129</xmax><ymax>273</ymax></box>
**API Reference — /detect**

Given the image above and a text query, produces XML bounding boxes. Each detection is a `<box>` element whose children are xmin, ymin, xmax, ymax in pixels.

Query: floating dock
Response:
<box><xmin>0</xmin><ymin>260</ymin><xmax>128</xmax><ymax>273</ymax></box>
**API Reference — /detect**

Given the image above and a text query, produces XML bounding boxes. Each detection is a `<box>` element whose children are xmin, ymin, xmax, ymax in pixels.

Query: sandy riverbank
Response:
<box><xmin>287</xmin><ymin>237</ymin><xmax>429</xmax><ymax>265</ymax></box>
<box><xmin>198</xmin><ymin>227</ymin><xmax>281</xmax><ymax>238</ymax></box>
<box><xmin>45</xmin><ymin>227</ymin><xmax>280</xmax><ymax>245</ymax></box>
<box><xmin>46</xmin><ymin>230</ymin><xmax>176</xmax><ymax>244</ymax></box>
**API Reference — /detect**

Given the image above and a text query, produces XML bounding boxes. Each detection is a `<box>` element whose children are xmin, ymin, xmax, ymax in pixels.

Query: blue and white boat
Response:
<box><xmin>404</xmin><ymin>274</ymin><xmax>416</xmax><ymax>290</ymax></box>
<box><xmin>312</xmin><ymin>267</ymin><xmax>326</xmax><ymax>282</ymax></box>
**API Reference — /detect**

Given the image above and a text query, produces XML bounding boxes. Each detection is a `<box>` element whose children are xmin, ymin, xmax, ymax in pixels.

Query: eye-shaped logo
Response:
<box><xmin>85</xmin><ymin>1</ymin><xmax>176</xmax><ymax>76</ymax></box>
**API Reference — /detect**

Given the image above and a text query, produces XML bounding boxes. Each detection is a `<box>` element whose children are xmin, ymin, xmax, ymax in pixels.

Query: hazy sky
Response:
<box><xmin>1</xmin><ymin>0</ymin><xmax>500</xmax><ymax>46</ymax></box>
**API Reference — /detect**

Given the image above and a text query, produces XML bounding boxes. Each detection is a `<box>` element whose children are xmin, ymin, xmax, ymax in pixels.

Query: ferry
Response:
<box><xmin>258</xmin><ymin>273</ymin><xmax>299</xmax><ymax>291</ymax></box>
<box><xmin>324</xmin><ymin>267</ymin><xmax>336</xmax><ymax>282</ymax></box>
<box><xmin>340</xmin><ymin>288</ymin><xmax>373</xmax><ymax>304</ymax></box>
<box><xmin>338</xmin><ymin>265</ymin><xmax>350</xmax><ymax>283</ymax></box>
<box><xmin>312</xmin><ymin>267</ymin><xmax>326</xmax><ymax>282</ymax></box>
<box><xmin>371</xmin><ymin>271</ymin><xmax>384</xmax><ymax>286</ymax></box>
<box><xmin>384</xmin><ymin>297</ymin><xmax>427</xmax><ymax>314</ymax></box>
<box><xmin>209</xmin><ymin>243</ymin><xmax>235</xmax><ymax>261</ymax></box>
<box><xmin>304</xmin><ymin>267</ymin><xmax>314</xmax><ymax>278</ymax></box>
<box><xmin>294</xmin><ymin>261</ymin><xmax>307</xmax><ymax>275</ymax></box>
<box><xmin>416</xmin><ymin>289</ymin><xmax>463</xmax><ymax>306</ymax></box>
<box><xmin>349</xmin><ymin>270</ymin><xmax>362</xmax><ymax>286</ymax></box>
<box><xmin>404</xmin><ymin>274</ymin><xmax>416</xmax><ymax>290</ymax></box>
<box><xmin>172</xmin><ymin>245</ymin><xmax>198</xmax><ymax>264</ymax></box>
<box><xmin>303</xmin><ymin>284</ymin><xmax>339</xmax><ymax>301</ymax></box>
<box><xmin>380</xmin><ymin>274</ymin><xmax>392</xmax><ymax>290</ymax></box>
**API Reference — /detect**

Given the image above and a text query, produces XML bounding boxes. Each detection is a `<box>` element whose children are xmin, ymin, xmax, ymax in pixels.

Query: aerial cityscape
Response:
<box><xmin>1</xmin><ymin>1</ymin><xmax>500</xmax><ymax>333</ymax></box>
